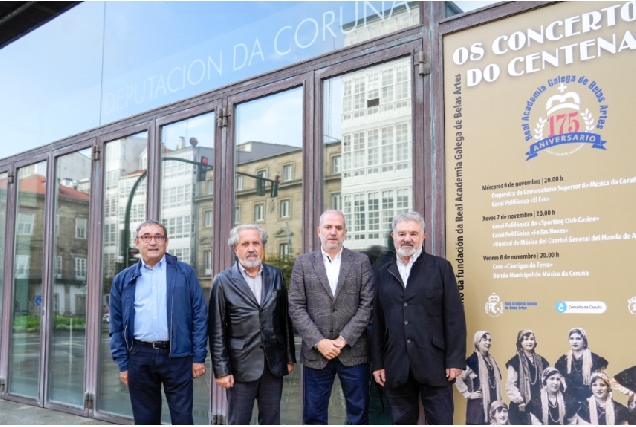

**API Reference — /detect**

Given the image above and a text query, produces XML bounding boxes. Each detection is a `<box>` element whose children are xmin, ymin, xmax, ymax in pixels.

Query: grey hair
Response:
<box><xmin>319</xmin><ymin>210</ymin><xmax>346</xmax><ymax>227</ymax></box>
<box><xmin>228</xmin><ymin>223</ymin><xmax>268</xmax><ymax>249</ymax></box>
<box><xmin>391</xmin><ymin>212</ymin><xmax>426</xmax><ymax>233</ymax></box>
<box><xmin>136</xmin><ymin>220</ymin><xmax>168</xmax><ymax>238</ymax></box>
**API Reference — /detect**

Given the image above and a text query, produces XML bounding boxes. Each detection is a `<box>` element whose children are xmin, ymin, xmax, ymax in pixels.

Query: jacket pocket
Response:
<box><xmin>432</xmin><ymin>336</ymin><xmax>445</xmax><ymax>351</ymax></box>
<box><xmin>229</xmin><ymin>338</ymin><xmax>245</xmax><ymax>350</ymax></box>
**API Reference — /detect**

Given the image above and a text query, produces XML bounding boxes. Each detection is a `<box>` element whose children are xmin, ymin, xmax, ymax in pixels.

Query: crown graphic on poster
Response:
<box><xmin>485</xmin><ymin>293</ymin><xmax>504</xmax><ymax>318</ymax></box>
<box><xmin>628</xmin><ymin>297</ymin><xmax>636</xmax><ymax>315</ymax></box>
<box><xmin>527</xmin><ymin>82</ymin><xmax>605</xmax><ymax>161</ymax></box>
<box><xmin>545</xmin><ymin>89</ymin><xmax>580</xmax><ymax>116</ymax></box>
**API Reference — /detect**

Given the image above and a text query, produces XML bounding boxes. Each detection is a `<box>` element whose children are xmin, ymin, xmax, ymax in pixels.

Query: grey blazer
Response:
<box><xmin>288</xmin><ymin>248</ymin><xmax>374</xmax><ymax>369</ymax></box>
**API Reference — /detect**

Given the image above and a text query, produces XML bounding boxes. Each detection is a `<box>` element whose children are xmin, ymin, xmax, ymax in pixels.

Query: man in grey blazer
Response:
<box><xmin>288</xmin><ymin>210</ymin><xmax>374</xmax><ymax>425</ymax></box>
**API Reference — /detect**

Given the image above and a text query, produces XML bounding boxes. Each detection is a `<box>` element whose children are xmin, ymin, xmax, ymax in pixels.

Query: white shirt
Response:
<box><xmin>321</xmin><ymin>247</ymin><xmax>343</xmax><ymax>296</ymax></box>
<box><xmin>238</xmin><ymin>263</ymin><xmax>263</xmax><ymax>304</ymax></box>
<box><xmin>396</xmin><ymin>247</ymin><xmax>422</xmax><ymax>287</ymax></box>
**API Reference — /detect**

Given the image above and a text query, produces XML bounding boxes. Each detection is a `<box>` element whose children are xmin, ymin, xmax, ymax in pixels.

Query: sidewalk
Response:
<box><xmin>0</xmin><ymin>399</ymin><xmax>112</xmax><ymax>425</ymax></box>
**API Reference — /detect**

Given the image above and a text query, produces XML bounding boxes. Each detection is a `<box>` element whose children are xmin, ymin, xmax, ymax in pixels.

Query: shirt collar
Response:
<box><xmin>238</xmin><ymin>262</ymin><xmax>263</xmax><ymax>278</ymax></box>
<box><xmin>141</xmin><ymin>255</ymin><xmax>166</xmax><ymax>270</ymax></box>
<box><xmin>396</xmin><ymin>247</ymin><xmax>423</xmax><ymax>266</ymax></box>
<box><xmin>321</xmin><ymin>246</ymin><xmax>343</xmax><ymax>262</ymax></box>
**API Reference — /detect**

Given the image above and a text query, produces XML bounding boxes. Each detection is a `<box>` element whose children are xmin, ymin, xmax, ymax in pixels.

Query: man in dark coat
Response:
<box><xmin>288</xmin><ymin>210</ymin><xmax>374</xmax><ymax>424</ymax></box>
<box><xmin>208</xmin><ymin>224</ymin><xmax>296</xmax><ymax>425</ymax></box>
<box><xmin>371</xmin><ymin>211</ymin><xmax>467</xmax><ymax>424</ymax></box>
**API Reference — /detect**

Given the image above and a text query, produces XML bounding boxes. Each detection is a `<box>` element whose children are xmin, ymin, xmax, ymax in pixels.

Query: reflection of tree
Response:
<box><xmin>264</xmin><ymin>252</ymin><xmax>298</xmax><ymax>289</ymax></box>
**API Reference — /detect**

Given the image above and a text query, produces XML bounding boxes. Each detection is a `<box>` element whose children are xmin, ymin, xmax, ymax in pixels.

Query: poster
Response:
<box><xmin>444</xmin><ymin>2</ymin><xmax>636</xmax><ymax>424</ymax></box>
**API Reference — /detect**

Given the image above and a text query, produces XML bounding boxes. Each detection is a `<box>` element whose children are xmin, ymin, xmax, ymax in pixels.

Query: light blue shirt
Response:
<box><xmin>134</xmin><ymin>255</ymin><xmax>169</xmax><ymax>342</ymax></box>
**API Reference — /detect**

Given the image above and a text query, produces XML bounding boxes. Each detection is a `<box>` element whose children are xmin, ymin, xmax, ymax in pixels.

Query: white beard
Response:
<box><xmin>240</xmin><ymin>257</ymin><xmax>262</xmax><ymax>269</ymax></box>
<box><xmin>397</xmin><ymin>245</ymin><xmax>417</xmax><ymax>258</ymax></box>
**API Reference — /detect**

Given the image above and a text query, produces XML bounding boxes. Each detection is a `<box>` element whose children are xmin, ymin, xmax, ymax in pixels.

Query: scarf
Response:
<box><xmin>588</xmin><ymin>396</ymin><xmax>615</xmax><ymax>425</ymax></box>
<box><xmin>517</xmin><ymin>351</ymin><xmax>544</xmax><ymax>402</ymax></box>
<box><xmin>540</xmin><ymin>387</ymin><xmax>566</xmax><ymax>425</ymax></box>
<box><xmin>566</xmin><ymin>348</ymin><xmax>593</xmax><ymax>385</ymax></box>
<box><xmin>476</xmin><ymin>351</ymin><xmax>502</xmax><ymax>422</ymax></box>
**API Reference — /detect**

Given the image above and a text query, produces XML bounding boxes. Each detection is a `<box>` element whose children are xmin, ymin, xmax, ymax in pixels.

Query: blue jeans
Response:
<box><xmin>303</xmin><ymin>359</ymin><xmax>369</xmax><ymax>425</ymax></box>
<box><xmin>128</xmin><ymin>345</ymin><xmax>194</xmax><ymax>425</ymax></box>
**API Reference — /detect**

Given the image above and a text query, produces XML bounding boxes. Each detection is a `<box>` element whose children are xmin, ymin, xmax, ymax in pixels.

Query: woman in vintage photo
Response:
<box><xmin>612</xmin><ymin>365</ymin><xmax>636</xmax><ymax>425</ymax></box>
<box><xmin>526</xmin><ymin>367</ymin><xmax>579</xmax><ymax>425</ymax></box>
<box><xmin>555</xmin><ymin>328</ymin><xmax>608</xmax><ymax>406</ymax></box>
<box><xmin>456</xmin><ymin>331</ymin><xmax>503</xmax><ymax>424</ymax></box>
<box><xmin>505</xmin><ymin>329</ymin><xmax>550</xmax><ymax>425</ymax></box>
<box><xmin>575</xmin><ymin>371</ymin><xmax>629</xmax><ymax>425</ymax></box>
<box><xmin>489</xmin><ymin>401</ymin><xmax>511</xmax><ymax>425</ymax></box>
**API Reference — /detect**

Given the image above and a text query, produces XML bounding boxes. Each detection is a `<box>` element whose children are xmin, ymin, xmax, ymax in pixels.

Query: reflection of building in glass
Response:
<box><xmin>235</xmin><ymin>142</ymin><xmax>300</xmax><ymax>257</ymax></box>
<box><xmin>9</xmin><ymin>167</ymin><xmax>91</xmax><ymax>317</ymax></box>
<box><xmin>339</xmin><ymin>57</ymin><xmax>414</xmax><ymax>250</ymax></box>
<box><xmin>160</xmin><ymin>137</ymin><xmax>213</xmax><ymax>269</ymax></box>
<box><xmin>342</xmin><ymin>1</ymin><xmax>420</xmax><ymax>47</ymax></box>
<box><xmin>104</xmin><ymin>135</ymin><xmax>215</xmax><ymax>294</ymax></box>
<box><xmin>325</xmin><ymin>4</ymin><xmax>418</xmax><ymax>252</ymax></box>
<box><xmin>102</xmin><ymin>136</ymin><xmax>147</xmax><ymax>286</ymax></box>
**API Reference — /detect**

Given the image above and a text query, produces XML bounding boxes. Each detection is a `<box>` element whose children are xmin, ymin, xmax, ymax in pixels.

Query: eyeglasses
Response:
<box><xmin>137</xmin><ymin>234</ymin><xmax>166</xmax><ymax>243</ymax></box>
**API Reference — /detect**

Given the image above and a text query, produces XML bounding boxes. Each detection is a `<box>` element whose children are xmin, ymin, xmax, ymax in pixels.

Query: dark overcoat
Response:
<box><xmin>371</xmin><ymin>251</ymin><xmax>467</xmax><ymax>388</ymax></box>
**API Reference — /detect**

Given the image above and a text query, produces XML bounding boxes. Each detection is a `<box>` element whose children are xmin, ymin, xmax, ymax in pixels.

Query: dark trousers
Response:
<box><xmin>226</xmin><ymin>360</ymin><xmax>283</xmax><ymax>425</ymax></box>
<box><xmin>384</xmin><ymin>373</ymin><xmax>454</xmax><ymax>425</ymax></box>
<box><xmin>303</xmin><ymin>359</ymin><xmax>369</xmax><ymax>425</ymax></box>
<box><xmin>128</xmin><ymin>345</ymin><xmax>193</xmax><ymax>425</ymax></box>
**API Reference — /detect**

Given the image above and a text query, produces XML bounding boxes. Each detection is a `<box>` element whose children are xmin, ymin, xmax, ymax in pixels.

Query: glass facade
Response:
<box><xmin>0</xmin><ymin>1</ymin><xmax>421</xmax><ymax>160</ymax></box>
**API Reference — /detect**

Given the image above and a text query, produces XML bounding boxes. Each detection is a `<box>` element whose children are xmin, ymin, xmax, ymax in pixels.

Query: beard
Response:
<box><xmin>396</xmin><ymin>244</ymin><xmax>417</xmax><ymax>258</ymax></box>
<box><xmin>239</xmin><ymin>253</ymin><xmax>262</xmax><ymax>269</ymax></box>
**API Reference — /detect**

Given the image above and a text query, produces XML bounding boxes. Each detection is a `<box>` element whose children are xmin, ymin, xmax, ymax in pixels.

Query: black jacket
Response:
<box><xmin>208</xmin><ymin>262</ymin><xmax>296</xmax><ymax>382</ymax></box>
<box><xmin>371</xmin><ymin>251</ymin><xmax>467</xmax><ymax>388</ymax></box>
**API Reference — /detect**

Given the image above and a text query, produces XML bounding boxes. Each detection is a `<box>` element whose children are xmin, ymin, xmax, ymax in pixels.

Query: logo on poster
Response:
<box><xmin>628</xmin><ymin>297</ymin><xmax>636</xmax><ymax>315</ymax></box>
<box><xmin>522</xmin><ymin>76</ymin><xmax>609</xmax><ymax>161</ymax></box>
<box><xmin>485</xmin><ymin>293</ymin><xmax>504</xmax><ymax>317</ymax></box>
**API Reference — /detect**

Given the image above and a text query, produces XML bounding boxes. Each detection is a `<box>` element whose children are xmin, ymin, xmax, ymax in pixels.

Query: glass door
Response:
<box><xmin>316</xmin><ymin>43</ymin><xmax>423</xmax><ymax>425</ymax></box>
<box><xmin>158</xmin><ymin>109</ymin><xmax>217</xmax><ymax>424</ymax></box>
<box><xmin>216</xmin><ymin>76</ymin><xmax>310</xmax><ymax>425</ymax></box>
<box><xmin>8</xmin><ymin>160</ymin><xmax>48</xmax><ymax>399</ymax></box>
<box><xmin>0</xmin><ymin>172</ymin><xmax>8</xmax><ymax>366</ymax></box>
<box><xmin>47</xmin><ymin>147</ymin><xmax>93</xmax><ymax>408</ymax></box>
<box><xmin>96</xmin><ymin>129</ymin><xmax>149</xmax><ymax>421</ymax></box>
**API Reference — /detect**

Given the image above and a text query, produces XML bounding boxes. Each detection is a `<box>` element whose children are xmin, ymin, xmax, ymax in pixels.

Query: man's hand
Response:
<box><xmin>193</xmin><ymin>363</ymin><xmax>206</xmax><ymax>378</ymax></box>
<box><xmin>446</xmin><ymin>368</ymin><xmax>463</xmax><ymax>381</ymax></box>
<box><xmin>216</xmin><ymin>375</ymin><xmax>234</xmax><ymax>389</ymax></box>
<box><xmin>373</xmin><ymin>369</ymin><xmax>386</xmax><ymax>387</ymax></box>
<box><xmin>287</xmin><ymin>363</ymin><xmax>295</xmax><ymax>374</ymax></box>
<box><xmin>316</xmin><ymin>339</ymin><xmax>341</xmax><ymax>360</ymax></box>
<box><xmin>334</xmin><ymin>336</ymin><xmax>347</xmax><ymax>349</ymax></box>
<box><xmin>119</xmin><ymin>371</ymin><xmax>128</xmax><ymax>387</ymax></box>
<box><xmin>469</xmin><ymin>391</ymin><xmax>483</xmax><ymax>399</ymax></box>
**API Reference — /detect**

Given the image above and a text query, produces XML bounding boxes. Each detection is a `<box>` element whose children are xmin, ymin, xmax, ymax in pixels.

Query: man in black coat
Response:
<box><xmin>208</xmin><ymin>224</ymin><xmax>296</xmax><ymax>425</ymax></box>
<box><xmin>371</xmin><ymin>212</ymin><xmax>466</xmax><ymax>424</ymax></box>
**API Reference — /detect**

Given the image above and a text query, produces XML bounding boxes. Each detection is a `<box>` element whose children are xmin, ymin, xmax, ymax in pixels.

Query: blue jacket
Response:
<box><xmin>109</xmin><ymin>253</ymin><xmax>208</xmax><ymax>371</ymax></box>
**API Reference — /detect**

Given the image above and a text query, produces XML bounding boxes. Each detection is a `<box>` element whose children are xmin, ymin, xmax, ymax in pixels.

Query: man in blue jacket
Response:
<box><xmin>109</xmin><ymin>220</ymin><xmax>208</xmax><ymax>425</ymax></box>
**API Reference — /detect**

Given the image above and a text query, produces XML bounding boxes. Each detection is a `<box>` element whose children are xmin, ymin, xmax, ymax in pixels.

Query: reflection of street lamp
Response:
<box><xmin>118</xmin><ymin>156</ymin><xmax>213</xmax><ymax>271</ymax></box>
